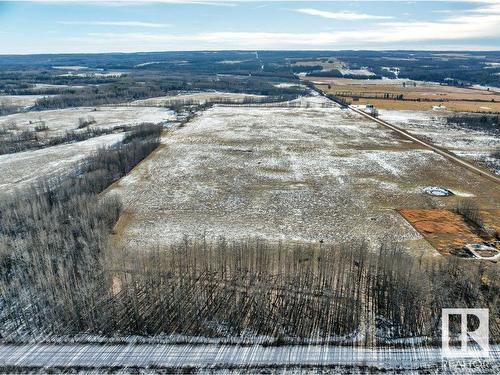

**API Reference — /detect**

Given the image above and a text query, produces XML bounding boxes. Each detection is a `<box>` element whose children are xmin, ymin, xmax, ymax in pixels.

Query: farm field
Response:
<box><xmin>351</xmin><ymin>98</ymin><xmax>500</xmax><ymax>112</ymax></box>
<box><xmin>0</xmin><ymin>94</ymin><xmax>54</xmax><ymax>107</ymax></box>
<box><xmin>0</xmin><ymin>106</ymin><xmax>174</xmax><ymax>135</ymax></box>
<box><xmin>0</xmin><ymin>132</ymin><xmax>124</xmax><ymax>195</ymax></box>
<box><xmin>129</xmin><ymin>92</ymin><xmax>268</xmax><ymax>107</ymax></box>
<box><xmin>107</xmin><ymin>96</ymin><xmax>500</xmax><ymax>255</ymax></box>
<box><xmin>303</xmin><ymin>77</ymin><xmax>500</xmax><ymax>112</ymax></box>
<box><xmin>352</xmin><ymin>98</ymin><xmax>500</xmax><ymax>112</ymax></box>
<box><xmin>377</xmin><ymin>109</ymin><xmax>499</xmax><ymax>174</ymax></box>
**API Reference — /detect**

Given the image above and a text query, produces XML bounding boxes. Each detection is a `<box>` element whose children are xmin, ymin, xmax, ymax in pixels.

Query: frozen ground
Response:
<box><xmin>0</xmin><ymin>94</ymin><xmax>54</xmax><ymax>107</ymax></box>
<box><xmin>378</xmin><ymin>109</ymin><xmax>499</xmax><ymax>174</ymax></box>
<box><xmin>31</xmin><ymin>83</ymin><xmax>86</xmax><ymax>90</ymax></box>
<box><xmin>0</xmin><ymin>106</ymin><xmax>174</xmax><ymax>135</ymax></box>
<box><xmin>108</xmin><ymin>97</ymin><xmax>499</xmax><ymax>254</ymax></box>
<box><xmin>129</xmin><ymin>92</ymin><xmax>267</xmax><ymax>107</ymax></box>
<box><xmin>338</xmin><ymin>68</ymin><xmax>376</xmax><ymax>76</ymax></box>
<box><xmin>0</xmin><ymin>343</ymin><xmax>498</xmax><ymax>373</ymax></box>
<box><xmin>0</xmin><ymin>133</ymin><xmax>124</xmax><ymax>195</ymax></box>
<box><xmin>273</xmin><ymin>82</ymin><xmax>309</xmax><ymax>89</ymax></box>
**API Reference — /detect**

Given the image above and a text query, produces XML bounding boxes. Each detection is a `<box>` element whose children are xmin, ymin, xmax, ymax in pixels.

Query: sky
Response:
<box><xmin>1</xmin><ymin>0</ymin><xmax>500</xmax><ymax>54</ymax></box>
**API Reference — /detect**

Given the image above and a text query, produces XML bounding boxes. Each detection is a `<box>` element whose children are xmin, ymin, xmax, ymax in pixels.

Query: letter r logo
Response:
<box><xmin>442</xmin><ymin>308</ymin><xmax>489</xmax><ymax>358</ymax></box>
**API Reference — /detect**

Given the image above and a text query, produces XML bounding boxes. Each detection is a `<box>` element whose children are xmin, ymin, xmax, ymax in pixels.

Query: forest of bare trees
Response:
<box><xmin>0</xmin><ymin>124</ymin><xmax>162</xmax><ymax>340</ymax></box>
<box><xmin>30</xmin><ymin>77</ymin><xmax>307</xmax><ymax>111</ymax></box>
<box><xmin>0</xmin><ymin>98</ymin><xmax>18</xmax><ymax>116</ymax></box>
<box><xmin>1</xmin><ymin>222</ymin><xmax>498</xmax><ymax>345</ymax></box>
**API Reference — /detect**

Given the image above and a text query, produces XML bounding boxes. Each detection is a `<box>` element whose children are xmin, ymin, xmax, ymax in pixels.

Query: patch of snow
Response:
<box><xmin>52</xmin><ymin>65</ymin><xmax>89</xmax><ymax>70</ymax></box>
<box><xmin>273</xmin><ymin>82</ymin><xmax>307</xmax><ymax>89</ymax></box>
<box><xmin>106</xmin><ymin>101</ymin><xmax>458</xmax><ymax>254</ymax></box>
<box><xmin>217</xmin><ymin>60</ymin><xmax>245</xmax><ymax>64</ymax></box>
<box><xmin>338</xmin><ymin>68</ymin><xmax>375</xmax><ymax>77</ymax></box>
<box><xmin>58</xmin><ymin>72</ymin><xmax>125</xmax><ymax>78</ymax></box>
<box><xmin>134</xmin><ymin>61</ymin><xmax>162</xmax><ymax>67</ymax></box>
<box><xmin>423</xmin><ymin>186</ymin><xmax>453</xmax><ymax>196</ymax></box>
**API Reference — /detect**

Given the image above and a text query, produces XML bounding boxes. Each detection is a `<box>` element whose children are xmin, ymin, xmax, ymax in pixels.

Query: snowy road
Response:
<box><xmin>0</xmin><ymin>344</ymin><xmax>498</xmax><ymax>371</ymax></box>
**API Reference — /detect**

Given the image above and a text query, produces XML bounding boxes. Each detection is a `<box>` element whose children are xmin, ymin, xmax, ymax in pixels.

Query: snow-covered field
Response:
<box><xmin>0</xmin><ymin>94</ymin><xmax>54</xmax><ymax>107</ymax></box>
<box><xmin>129</xmin><ymin>92</ymin><xmax>267</xmax><ymax>107</ymax></box>
<box><xmin>0</xmin><ymin>133</ymin><xmax>124</xmax><ymax>195</ymax></box>
<box><xmin>378</xmin><ymin>109</ymin><xmax>499</xmax><ymax>174</ymax></box>
<box><xmin>273</xmin><ymin>82</ymin><xmax>308</xmax><ymax>89</ymax></box>
<box><xmin>0</xmin><ymin>106</ymin><xmax>174</xmax><ymax>135</ymax></box>
<box><xmin>31</xmin><ymin>83</ymin><xmax>87</xmax><ymax>90</ymax></box>
<box><xmin>338</xmin><ymin>68</ymin><xmax>376</xmax><ymax>76</ymax></box>
<box><xmin>107</xmin><ymin>96</ymin><xmax>498</xmax><ymax>253</ymax></box>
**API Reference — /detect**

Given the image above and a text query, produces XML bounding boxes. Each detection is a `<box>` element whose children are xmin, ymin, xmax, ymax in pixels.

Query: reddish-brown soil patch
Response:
<box><xmin>399</xmin><ymin>209</ymin><xmax>483</xmax><ymax>256</ymax></box>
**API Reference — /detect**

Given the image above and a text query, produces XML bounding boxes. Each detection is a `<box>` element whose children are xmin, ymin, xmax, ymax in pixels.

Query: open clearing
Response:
<box><xmin>377</xmin><ymin>109</ymin><xmax>499</xmax><ymax>174</ymax></box>
<box><xmin>349</xmin><ymin>98</ymin><xmax>500</xmax><ymax>112</ymax></box>
<box><xmin>0</xmin><ymin>94</ymin><xmax>54</xmax><ymax>107</ymax></box>
<box><xmin>129</xmin><ymin>92</ymin><xmax>267</xmax><ymax>107</ymax></box>
<box><xmin>0</xmin><ymin>106</ymin><xmax>174</xmax><ymax>134</ymax></box>
<box><xmin>0</xmin><ymin>133</ymin><xmax>124</xmax><ymax>195</ymax></box>
<box><xmin>107</xmin><ymin>97</ymin><xmax>499</xmax><ymax>254</ymax></box>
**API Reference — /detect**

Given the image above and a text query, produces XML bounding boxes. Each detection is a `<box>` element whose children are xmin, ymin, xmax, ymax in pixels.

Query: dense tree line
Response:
<box><xmin>1</xmin><ymin>225</ymin><xmax>498</xmax><ymax>345</ymax></box>
<box><xmin>1</xmin><ymin>51</ymin><xmax>499</xmax><ymax>88</ymax></box>
<box><xmin>0</xmin><ymin>124</ymin><xmax>162</xmax><ymax>340</ymax></box>
<box><xmin>446</xmin><ymin>114</ymin><xmax>500</xmax><ymax>135</ymax></box>
<box><xmin>32</xmin><ymin>82</ymin><xmax>168</xmax><ymax>110</ymax></box>
<box><xmin>30</xmin><ymin>76</ymin><xmax>306</xmax><ymax>110</ymax></box>
<box><xmin>0</xmin><ymin>100</ymin><xmax>19</xmax><ymax>116</ymax></box>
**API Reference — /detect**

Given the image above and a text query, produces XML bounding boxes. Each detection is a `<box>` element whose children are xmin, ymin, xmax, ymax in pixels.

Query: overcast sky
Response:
<box><xmin>1</xmin><ymin>0</ymin><xmax>500</xmax><ymax>54</ymax></box>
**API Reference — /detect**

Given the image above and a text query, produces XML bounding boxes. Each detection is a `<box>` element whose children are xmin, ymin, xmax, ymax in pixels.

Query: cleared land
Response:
<box><xmin>378</xmin><ymin>109</ymin><xmax>499</xmax><ymax>174</ymax></box>
<box><xmin>352</xmin><ymin>98</ymin><xmax>500</xmax><ymax>112</ymax></box>
<box><xmin>129</xmin><ymin>92</ymin><xmax>267</xmax><ymax>107</ymax></box>
<box><xmin>0</xmin><ymin>106</ymin><xmax>174</xmax><ymax>134</ymax></box>
<box><xmin>399</xmin><ymin>209</ymin><xmax>494</xmax><ymax>256</ymax></box>
<box><xmin>0</xmin><ymin>133</ymin><xmax>124</xmax><ymax>195</ymax></box>
<box><xmin>107</xmin><ymin>96</ymin><xmax>499</xmax><ymax>255</ymax></box>
<box><xmin>303</xmin><ymin>77</ymin><xmax>500</xmax><ymax>112</ymax></box>
<box><xmin>0</xmin><ymin>94</ymin><xmax>55</xmax><ymax>107</ymax></box>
